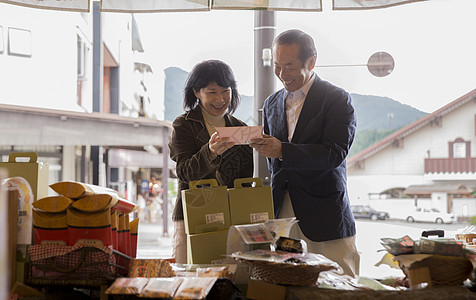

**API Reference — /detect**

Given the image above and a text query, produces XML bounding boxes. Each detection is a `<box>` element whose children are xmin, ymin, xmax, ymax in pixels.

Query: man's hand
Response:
<box><xmin>249</xmin><ymin>134</ymin><xmax>282</xmax><ymax>159</ymax></box>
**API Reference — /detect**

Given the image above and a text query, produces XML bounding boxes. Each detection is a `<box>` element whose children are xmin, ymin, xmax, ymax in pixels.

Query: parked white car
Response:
<box><xmin>405</xmin><ymin>207</ymin><xmax>454</xmax><ymax>224</ymax></box>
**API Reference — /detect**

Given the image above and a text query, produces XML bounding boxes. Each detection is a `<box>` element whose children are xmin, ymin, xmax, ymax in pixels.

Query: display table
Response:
<box><xmin>286</xmin><ymin>285</ymin><xmax>476</xmax><ymax>300</ymax></box>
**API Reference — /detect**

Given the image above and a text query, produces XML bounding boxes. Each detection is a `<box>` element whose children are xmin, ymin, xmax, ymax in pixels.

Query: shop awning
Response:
<box><xmin>0</xmin><ymin>0</ymin><xmax>426</xmax><ymax>12</ymax></box>
<box><xmin>403</xmin><ymin>184</ymin><xmax>471</xmax><ymax>195</ymax></box>
<box><xmin>108</xmin><ymin>148</ymin><xmax>175</xmax><ymax>168</ymax></box>
<box><xmin>0</xmin><ymin>103</ymin><xmax>171</xmax><ymax>147</ymax></box>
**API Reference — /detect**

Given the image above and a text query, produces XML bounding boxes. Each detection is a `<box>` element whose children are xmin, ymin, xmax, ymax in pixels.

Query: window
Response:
<box><xmin>77</xmin><ymin>34</ymin><xmax>90</xmax><ymax>106</ymax></box>
<box><xmin>453</xmin><ymin>142</ymin><xmax>466</xmax><ymax>158</ymax></box>
<box><xmin>449</xmin><ymin>138</ymin><xmax>469</xmax><ymax>159</ymax></box>
<box><xmin>8</xmin><ymin>27</ymin><xmax>31</xmax><ymax>57</ymax></box>
<box><xmin>0</xmin><ymin>26</ymin><xmax>4</xmax><ymax>54</ymax></box>
<box><xmin>77</xmin><ymin>35</ymin><xmax>88</xmax><ymax>79</ymax></box>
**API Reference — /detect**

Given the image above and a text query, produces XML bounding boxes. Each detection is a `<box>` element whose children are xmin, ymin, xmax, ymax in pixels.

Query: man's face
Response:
<box><xmin>273</xmin><ymin>43</ymin><xmax>316</xmax><ymax>92</ymax></box>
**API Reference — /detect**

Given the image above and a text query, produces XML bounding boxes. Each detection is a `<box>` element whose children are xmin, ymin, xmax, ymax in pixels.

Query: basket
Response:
<box><xmin>245</xmin><ymin>260</ymin><xmax>323</xmax><ymax>286</ymax></box>
<box><xmin>399</xmin><ymin>255</ymin><xmax>473</xmax><ymax>286</ymax></box>
<box><xmin>28</xmin><ymin>245</ymin><xmax>130</xmax><ymax>287</ymax></box>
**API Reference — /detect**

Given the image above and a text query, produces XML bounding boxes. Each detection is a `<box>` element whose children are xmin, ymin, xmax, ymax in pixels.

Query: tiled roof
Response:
<box><xmin>347</xmin><ymin>89</ymin><xmax>476</xmax><ymax>168</ymax></box>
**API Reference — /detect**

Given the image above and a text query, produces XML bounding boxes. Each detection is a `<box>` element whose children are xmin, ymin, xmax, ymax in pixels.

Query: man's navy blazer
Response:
<box><xmin>263</xmin><ymin>74</ymin><xmax>357</xmax><ymax>242</ymax></box>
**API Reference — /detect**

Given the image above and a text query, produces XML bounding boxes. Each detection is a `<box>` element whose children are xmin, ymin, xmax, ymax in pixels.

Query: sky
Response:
<box><xmin>136</xmin><ymin>0</ymin><xmax>476</xmax><ymax>113</ymax></box>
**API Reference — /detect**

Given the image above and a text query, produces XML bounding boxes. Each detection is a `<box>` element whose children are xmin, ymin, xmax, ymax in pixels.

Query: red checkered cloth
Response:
<box><xmin>29</xmin><ymin>243</ymin><xmax>113</xmax><ymax>262</ymax></box>
<box><xmin>29</xmin><ymin>244</ymin><xmax>124</xmax><ymax>281</ymax></box>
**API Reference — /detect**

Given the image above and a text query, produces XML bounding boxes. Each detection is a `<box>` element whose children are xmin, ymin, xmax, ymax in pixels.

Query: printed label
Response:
<box><xmin>250</xmin><ymin>212</ymin><xmax>269</xmax><ymax>223</ymax></box>
<box><xmin>205</xmin><ymin>212</ymin><xmax>225</xmax><ymax>224</ymax></box>
<box><xmin>40</xmin><ymin>240</ymin><xmax>67</xmax><ymax>246</ymax></box>
<box><xmin>77</xmin><ymin>239</ymin><xmax>104</xmax><ymax>247</ymax></box>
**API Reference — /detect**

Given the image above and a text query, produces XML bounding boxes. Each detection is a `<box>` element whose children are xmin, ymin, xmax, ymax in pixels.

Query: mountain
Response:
<box><xmin>163</xmin><ymin>67</ymin><xmax>428</xmax><ymax>156</ymax></box>
<box><xmin>351</xmin><ymin>94</ymin><xmax>427</xmax><ymax>132</ymax></box>
<box><xmin>164</xmin><ymin>67</ymin><xmax>189</xmax><ymax>122</ymax></box>
<box><xmin>349</xmin><ymin>94</ymin><xmax>427</xmax><ymax>157</ymax></box>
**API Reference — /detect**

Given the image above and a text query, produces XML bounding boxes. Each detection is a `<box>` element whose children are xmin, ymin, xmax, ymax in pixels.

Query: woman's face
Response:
<box><xmin>194</xmin><ymin>81</ymin><xmax>231</xmax><ymax>117</ymax></box>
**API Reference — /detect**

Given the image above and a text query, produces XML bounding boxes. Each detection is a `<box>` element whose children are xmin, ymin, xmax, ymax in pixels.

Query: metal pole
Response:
<box><xmin>93</xmin><ymin>1</ymin><xmax>103</xmax><ymax>113</ymax></box>
<box><xmin>92</xmin><ymin>1</ymin><xmax>103</xmax><ymax>185</ymax></box>
<box><xmin>162</xmin><ymin>127</ymin><xmax>170</xmax><ymax>236</ymax></box>
<box><xmin>254</xmin><ymin>10</ymin><xmax>276</xmax><ymax>185</ymax></box>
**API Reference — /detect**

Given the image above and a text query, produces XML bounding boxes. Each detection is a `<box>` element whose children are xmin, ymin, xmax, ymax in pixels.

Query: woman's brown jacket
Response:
<box><xmin>168</xmin><ymin>107</ymin><xmax>253</xmax><ymax>221</ymax></box>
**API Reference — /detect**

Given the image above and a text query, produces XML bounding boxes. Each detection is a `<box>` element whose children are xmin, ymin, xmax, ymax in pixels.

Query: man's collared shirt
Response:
<box><xmin>286</xmin><ymin>72</ymin><xmax>315</xmax><ymax>142</ymax></box>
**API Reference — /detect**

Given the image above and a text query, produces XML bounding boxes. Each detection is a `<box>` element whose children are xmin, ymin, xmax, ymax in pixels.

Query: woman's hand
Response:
<box><xmin>209</xmin><ymin>131</ymin><xmax>236</xmax><ymax>159</ymax></box>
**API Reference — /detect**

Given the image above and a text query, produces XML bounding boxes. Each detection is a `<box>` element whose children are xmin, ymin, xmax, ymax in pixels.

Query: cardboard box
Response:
<box><xmin>32</xmin><ymin>210</ymin><xmax>68</xmax><ymax>245</ymax></box>
<box><xmin>0</xmin><ymin>152</ymin><xmax>49</xmax><ymax>202</ymax></box>
<box><xmin>67</xmin><ymin>208</ymin><xmax>112</xmax><ymax>247</ymax></box>
<box><xmin>111</xmin><ymin>210</ymin><xmax>119</xmax><ymax>250</ymax></box>
<box><xmin>408</xmin><ymin>267</ymin><xmax>432</xmax><ymax>288</ymax></box>
<box><xmin>187</xmin><ymin>230</ymin><xmax>228</xmax><ymax>264</ymax></box>
<box><xmin>228</xmin><ymin>177</ymin><xmax>274</xmax><ymax>225</ymax></box>
<box><xmin>118</xmin><ymin>213</ymin><xmax>131</xmax><ymax>256</ymax></box>
<box><xmin>247</xmin><ymin>279</ymin><xmax>286</xmax><ymax>300</ymax></box>
<box><xmin>182</xmin><ymin>179</ymin><xmax>231</xmax><ymax>234</ymax></box>
<box><xmin>130</xmin><ymin>218</ymin><xmax>139</xmax><ymax>258</ymax></box>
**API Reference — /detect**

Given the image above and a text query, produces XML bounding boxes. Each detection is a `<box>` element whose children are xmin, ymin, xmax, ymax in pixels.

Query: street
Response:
<box><xmin>136</xmin><ymin>219</ymin><xmax>472</xmax><ymax>279</ymax></box>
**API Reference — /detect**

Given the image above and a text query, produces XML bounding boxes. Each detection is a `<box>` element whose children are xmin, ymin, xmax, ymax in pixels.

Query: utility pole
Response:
<box><xmin>91</xmin><ymin>1</ymin><xmax>103</xmax><ymax>185</ymax></box>
<box><xmin>254</xmin><ymin>11</ymin><xmax>275</xmax><ymax>185</ymax></box>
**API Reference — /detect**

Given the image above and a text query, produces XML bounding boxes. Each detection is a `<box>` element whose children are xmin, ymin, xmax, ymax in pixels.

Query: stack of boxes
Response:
<box><xmin>182</xmin><ymin>179</ymin><xmax>230</xmax><ymax>264</ymax></box>
<box><xmin>182</xmin><ymin>177</ymin><xmax>274</xmax><ymax>264</ymax></box>
<box><xmin>32</xmin><ymin>181</ymin><xmax>139</xmax><ymax>257</ymax></box>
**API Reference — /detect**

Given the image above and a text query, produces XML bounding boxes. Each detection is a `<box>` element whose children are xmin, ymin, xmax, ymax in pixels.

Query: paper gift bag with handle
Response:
<box><xmin>0</xmin><ymin>152</ymin><xmax>49</xmax><ymax>202</ymax></box>
<box><xmin>228</xmin><ymin>177</ymin><xmax>274</xmax><ymax>225</ymax></box>
<box><xmin>181</xmin><ymin>179</ymin><xmax>230</xmax><ymax>234</ymax></box>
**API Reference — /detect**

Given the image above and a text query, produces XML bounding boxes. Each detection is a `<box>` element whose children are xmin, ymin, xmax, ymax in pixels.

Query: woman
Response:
<box><xmin>168</xmin><ymin>60</ymin><xmax>253</xmax><ymax>263</ymax></box>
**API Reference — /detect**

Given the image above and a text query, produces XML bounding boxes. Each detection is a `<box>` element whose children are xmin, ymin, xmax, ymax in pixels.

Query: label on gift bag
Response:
<box><xmin>205</xmin><ymin>212</ymin><xmax>225</xmax><ymax>225</ymax></box>
<box><xmin>250</xmin><ymin>212</ymin><xmax>269</xmax><ymax>223</ymax></box>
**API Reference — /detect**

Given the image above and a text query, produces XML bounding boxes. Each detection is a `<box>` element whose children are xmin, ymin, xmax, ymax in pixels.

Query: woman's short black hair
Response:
<box><xmin>273</xmin><ymin>29</ymin><xmax>317</xmax><ymax>65</ymax></box>
<box><xmin>183</xmin><ymin>60</ymin><xmax>240</xmax><ymax>114</ymax></box>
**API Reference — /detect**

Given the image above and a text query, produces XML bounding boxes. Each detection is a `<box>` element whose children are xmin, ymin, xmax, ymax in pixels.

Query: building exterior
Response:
<box><xmin>347</xmin><ymin>89</ymin><xmax>476</xmax><ymax>221</ymax></box>
<box><xmin>0</xmin><ymin>3</ymin><xmax>172</xmax><ymax>206</ymax></box>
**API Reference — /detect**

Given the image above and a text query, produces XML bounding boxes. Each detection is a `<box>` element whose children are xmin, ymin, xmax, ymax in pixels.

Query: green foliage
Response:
<box><xmin>470</xmin><ymin>215</ymin><xmax>476</xmax><ymax>225</ymax></box>
<box><xmin>167</xmin><ymin>178</ymin><xmax>177</xmax><ymax>200</ymax></box>
<box><xmin>349</xmin><ymin>128</ymin><xmax>399</xmax><ymax>157</ymax></box>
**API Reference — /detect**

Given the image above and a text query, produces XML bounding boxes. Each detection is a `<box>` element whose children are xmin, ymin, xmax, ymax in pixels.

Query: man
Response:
<box><xmin>250</xmin><ymin>29</ymin><xmax>359</xmax><ymax>277</ymax></box>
